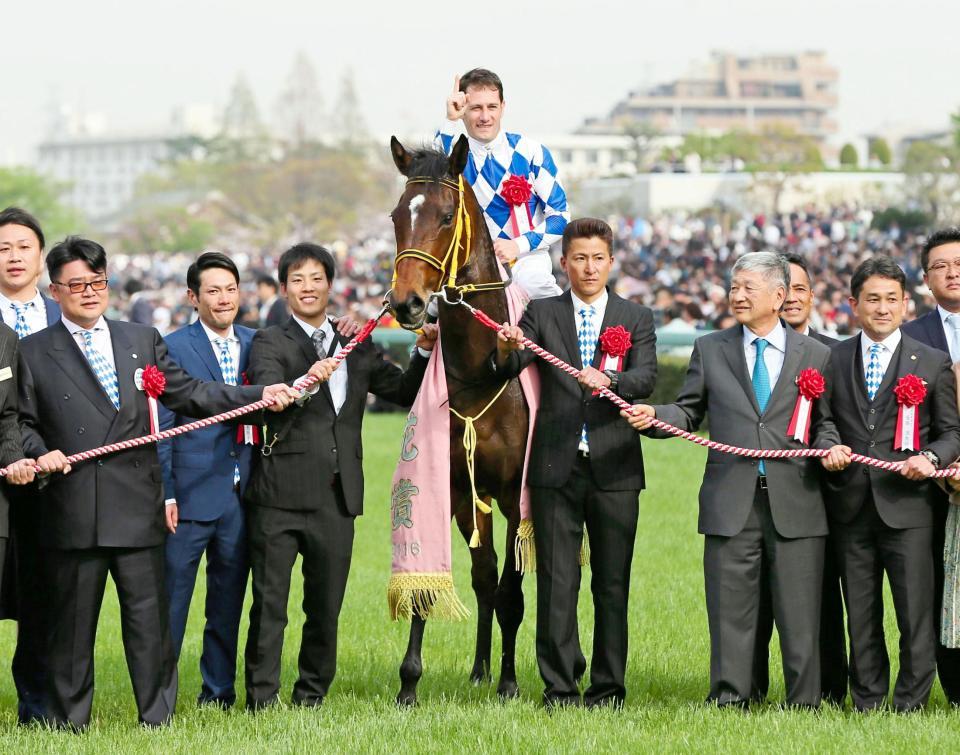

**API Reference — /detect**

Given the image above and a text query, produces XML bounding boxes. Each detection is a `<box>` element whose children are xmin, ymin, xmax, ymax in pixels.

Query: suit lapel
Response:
<box><xmin>553</xmin><ymin>291</ymin><xmax>581</xmax><ymax>369</ymax></box>
<box><xmin>42</xmin><ymin>293</ymin><xmax>61</xmax><ymax>327</ymax></box>
<box><xmin>721</xmin><ymin>325</ymin><xmax>761</xmax><ymax>415</ymax></box>
<box><xmin>189</xmin><ymin>321</ymin><xmax>224</xmax><ymax>382</ymax></box>
<box><xmin>238</xmin><ymin>327</ymin><xmax>253</xmax><ymax>374</ymax></box>
<box><xmin>109</xmin><ymin>321</ymin><xmax>141</xmax><ymax>437</ymax></box>
<box><xmin>591</xmin><ymin>292</ymin><xmax>623</xmax><ymax>369</ymax></box>
<box><xmin>767</xmin><ymin>325</ymin><xmax>804</xmax><ymax>412</ymax></box>
<box><xmin>872</xmin><ymin>338</ymin><xmax>912</xmax><ymax>430</ymax></box>
<box><xmin>925</xmin><ymin>311</ymin><xmax>950</xmax><ymax>353</ymax></box>
<box><xmin>283</xmin><ymin>318</ymin><xmax>334</xmax><ymax>410</ymax></box>
<box><xmin>47</xmin><ymin>321</ymin><xmax>116</xmax><ymax>420</ymax></box>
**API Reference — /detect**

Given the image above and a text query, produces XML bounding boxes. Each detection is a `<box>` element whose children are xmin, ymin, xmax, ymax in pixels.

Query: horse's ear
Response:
<box><xmin>390</xmin><ymin>136</ymin><xmax>412</xmax><ymax>176</ymax></box>
<box><xmin>448</xmin><ymin>134</ymin><xmax>469</xmax><ymax>177</ymax></box>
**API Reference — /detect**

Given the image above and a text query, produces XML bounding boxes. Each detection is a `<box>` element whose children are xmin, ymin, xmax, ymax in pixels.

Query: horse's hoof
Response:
<box><xmin>396</xmin><ymin>690</ymin><xmax>418</xmax><ymax>707</ymax></box>
<box><xmin>469</xmin><ymin>671</ymin><xmax>492</xmax><ymax>686</ymax></box>
<box><xmin>497</xmin><ymin>680</ymin><xmax>520</xmax><ymax>700</ymax></box>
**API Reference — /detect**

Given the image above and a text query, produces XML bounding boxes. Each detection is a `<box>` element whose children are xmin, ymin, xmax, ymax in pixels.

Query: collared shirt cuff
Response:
<box><xmin>417</xmin><ymin>347</ymin><xmax>433</xmax><ymax>358</ymax></box>
<box><xmin>165</xmin><ymin>499</ymin><xmax>176</xmax><ymax>506</ymax></box>
<box><xmin>515</xmin><ymin>234</ymin><xmax>532</xmax><ymax>254</ymax></box>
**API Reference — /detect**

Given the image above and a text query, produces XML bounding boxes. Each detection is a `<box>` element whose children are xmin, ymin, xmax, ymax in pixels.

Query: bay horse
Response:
<box><xmin>386</xmin><ymin>134</ymin><xmax>528</xmax><ymax>704</ymax></box>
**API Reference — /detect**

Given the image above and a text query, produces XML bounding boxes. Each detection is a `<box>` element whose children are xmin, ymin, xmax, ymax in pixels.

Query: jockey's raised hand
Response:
<box><xmin>446</xmin><ymin>75</ymin><xmax>466</xmax><ymax>121</ymax></box>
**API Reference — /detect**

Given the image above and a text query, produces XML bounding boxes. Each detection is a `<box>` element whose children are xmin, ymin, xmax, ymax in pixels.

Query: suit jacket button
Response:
<box><xmin>331</xmin><ymin>447</ymin><xmax>338</xmax><ymax>454</ymax></box>
<box><xmin>63</xmin><ymin>394</ymin><xmax>70</xmax><ymax>400</ymax></box>
<box><xmin>759</xmin><ymin>422</ymin><xmax>765</xmax><ymax>429</ymax></box>
<box><xmin>868</xmin><ymin>424</ymin><xmax>875</xmax><ymax>430</ymax></box>
<box><xmin>77</xmin><ymin>427</ymin><xmax>85</xmax><ymax>435</ymax></box>
<box><xmin>869</xmin><ymin>441</ymin><xmax>876</xmax><ymax>447</ymax></box>
<box><xmin>97</xmin><ymin>460</ymin><xmax>104</xmax><ymax>467</ymax></box>
<box><xmin>229</xmin><ymin>451</ymin><xmax>237</xmax><ymax>458</ymax></box>
<box><xmin>134</xmin><ymin>460</ymin><xmax>141</xmax><ymax>468</ymax></box>
<box><xmin>869</xmin><ymin>409</ymin><xmax>876</xmax><ymax>414</ymax></box>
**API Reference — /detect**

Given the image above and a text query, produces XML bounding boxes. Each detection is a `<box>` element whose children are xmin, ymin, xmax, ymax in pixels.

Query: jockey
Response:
<box><xmin>436</xmin><ymin>68</ymin><xmax>570</xmax><ymax>300</ymax></box>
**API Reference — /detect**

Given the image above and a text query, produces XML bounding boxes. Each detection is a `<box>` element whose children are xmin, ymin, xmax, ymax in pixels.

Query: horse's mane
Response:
<box><xmin>406</xmin><ymin>146</ymin><xmax>453</xmax><ymax>180</ymax></box>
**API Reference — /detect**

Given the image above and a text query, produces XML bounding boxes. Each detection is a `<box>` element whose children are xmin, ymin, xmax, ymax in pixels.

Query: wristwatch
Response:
<box><xmin>603</xmin><ymin>370</ymin><xmax>619</xmax><ymax>393</ymax></box>
<box><xmin>920</xmin><ymin>449</ymin><xmax>941</xmax><ymax>468</ymax></box>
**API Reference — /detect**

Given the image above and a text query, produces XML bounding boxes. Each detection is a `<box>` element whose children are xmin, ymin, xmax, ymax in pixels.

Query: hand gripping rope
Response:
<box><xmin>0</xmin><ymin>309</ymin><xmax>385</xmax><ymax>478</ymax></box>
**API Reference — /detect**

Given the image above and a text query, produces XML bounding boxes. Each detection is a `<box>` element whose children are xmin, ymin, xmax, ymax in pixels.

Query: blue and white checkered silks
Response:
<box><xmin>435</xmin><ymin>127</ymin><xmax>570</xmax><ymax>255</ymax></box>
<box><xmin>865</xmin><ymin>343</ymin><xmax>884</xmax><ymax>401</ymax></box>
<box><xmin>578</xmin><ymin>305</ymin><xmax>597</xmax><ymax>448</ymax></box>
<box><xmin>12</xmin><ymin>302</ymin><xmax>31</xmax><ymax>339</ymax></box>
<box><xmin>215</xmin><ymin>337</ymin><xmax>241</xmax><ymax>485</ymax></box>
<box><xmin>81</xmin><ymin>329</ymin><xmax>120</xmax><ymax>409</ymax></box>
<box><xmin>752</xmin><ymin>338</ymin><xmax>771</xmax><ymax>475</ymax></box>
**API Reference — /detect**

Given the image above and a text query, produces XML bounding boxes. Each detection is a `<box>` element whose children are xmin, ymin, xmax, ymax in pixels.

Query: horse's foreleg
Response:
<box><xmin>495</xmin><ymin>509</ymin><xmax>525</xmax><ymax>699</ymax></box>
<box><xmin>397</xmin><ymin>611</ymin><xmax>426</xmax><ymax>707</ymax></box>
<box><xmin>455</xmin><ymin>499</ymin><xmax>497</xmax><ymax>684</ymax></box>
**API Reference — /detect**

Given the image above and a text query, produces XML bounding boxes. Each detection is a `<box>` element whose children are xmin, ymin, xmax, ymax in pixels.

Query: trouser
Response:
<box><xmin>704</xmin><ymin>481</ymin><xmax>824</xmax><ymax>707</ymax></box>
<box><xmin>531</xmin><ymin>454</ymin><xmax>639</xmax><ymax>707</ymax></box>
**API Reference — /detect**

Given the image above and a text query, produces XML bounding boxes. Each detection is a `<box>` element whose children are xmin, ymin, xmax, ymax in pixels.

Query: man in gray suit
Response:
<box><xmin>625</xmin><ymin>251</ymin><xmax>850</xmax><ymax>708</ymax></box>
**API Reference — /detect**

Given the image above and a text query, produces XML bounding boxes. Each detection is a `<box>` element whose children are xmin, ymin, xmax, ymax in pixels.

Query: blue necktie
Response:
<box><xmin>11</xmin><ymin>302</ymin><xmax>31</xmax><ymax>339</ymax></box>
<box><xmin>215</xmin><ymin>338</ymin><xmax>241</xmax><ymax>486</ymax></box>
<box><xmin>578</xmin><ymin>306</ymin><xmax>597</xmax><ymax>449</ymax></box>
<box><xmin>865</xmin><ymin>343</ymin><xmax>884</xmax><ymax>401</ymax></box>
<box><xmin>752</xmin><ymin>338</ymin><xmax>771</xmax><ymax>475</ymax></box>
<box><xmin>81</xmin><ymin>330</ymin><xmax>120</xmax><ymax>410</ymax></box>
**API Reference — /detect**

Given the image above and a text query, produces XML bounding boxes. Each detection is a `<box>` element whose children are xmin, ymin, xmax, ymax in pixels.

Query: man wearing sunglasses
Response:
<box><xmin>17</xmin><ymin>236</ymin><xmax>303</xmax><ymax>730</ymax></box>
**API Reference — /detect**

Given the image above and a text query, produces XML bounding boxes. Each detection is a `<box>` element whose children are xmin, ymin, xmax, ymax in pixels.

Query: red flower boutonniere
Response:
<box><xmin>894</xmin><ymin>374</ymin><xmax>927</xmax><ymax>451</ymax></box>
<box><xmin>787</xmin><ymin>368</ymin><xmax>826</xmax><ymax>445</ymax></box>
<box><xmin>500</xmin><ymin>174</ymin><xmax>534</xmax><ymax>238</ymax></box>
<box><xmin>598</xmin><ymin>325</ymin><xmax>632</xmax><ymax>372</ymax></box>
<box><xmin>135</xmin><ymin>365</ymin><xmax>166</xmax><ymax>434</ymax></box>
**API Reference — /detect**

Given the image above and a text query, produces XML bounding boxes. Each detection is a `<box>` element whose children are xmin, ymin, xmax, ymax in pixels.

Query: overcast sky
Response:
<box><xmin>3</xmin><ymin>0</ymin><xmax>956</xmax><ymax>165</ymax></box>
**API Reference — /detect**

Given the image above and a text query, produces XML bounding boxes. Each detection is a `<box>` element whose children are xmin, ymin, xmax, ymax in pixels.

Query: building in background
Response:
<box><xmin>580</xmin><ymin>51</ymin><xmax>839</xmax><ymax>142</ymax></box>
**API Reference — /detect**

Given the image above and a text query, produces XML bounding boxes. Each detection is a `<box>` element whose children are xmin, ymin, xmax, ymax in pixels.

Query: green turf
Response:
<box><xmin>0</xmin><ymin>413</ymin><xmax>956</xmax><ymax>751</ymax></box>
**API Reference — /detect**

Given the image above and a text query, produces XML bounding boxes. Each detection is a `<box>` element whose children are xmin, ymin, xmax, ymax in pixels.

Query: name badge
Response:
<box><xmin>0</xmin><ymin>366</ymin><xmax>12</xmax><ymax>382</ymax></box>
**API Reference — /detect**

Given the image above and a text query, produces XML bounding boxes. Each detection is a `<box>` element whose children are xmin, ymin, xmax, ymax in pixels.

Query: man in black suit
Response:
<box><xmin>17</xmin><ymin>237</ymin><xmax>300</xmax><ymax>729</ymax></box>
<box><xmin>495</xmin><ymin>218</ymin><xmax>657</xmax><ymax>708</ymax></box>
<box><xmin>244</xmin><ymin>243</ymin><xmax>435</xmax><ymax>710</ymax></box>
<box><xmin>823</xmin><ymin>256</ymin><xmax>960</xmax><ymax>712</ymax></box>
<box><xmin>0</xmin><ymin>206</ymin><xmax>61</xmax><ymax>724</ymax></box>
<box><xmin>256</xmin><ymin>274</ymin><xmax>288</xmax><ymax>327</ymax></box>
<box><xmin>750</xmin><ymin>252</ymin><xmax>849</xmax><ymax>706</ymax></box>
<box><xmin>625</xmin><ymin>252</ymin><xmax>848</xmax><ymax>709</ymax></box>
<box><xmin>901</xmin><ymin>227</ymin><xmax>960</xmax><ymax>705</ymax></box>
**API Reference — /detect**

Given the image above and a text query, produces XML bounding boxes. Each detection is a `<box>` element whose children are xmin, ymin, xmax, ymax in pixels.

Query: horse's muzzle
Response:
<box><xmin>390</xmin><ymin>291</ymin><xmax>428</xmax><ymax>330</ymax></box>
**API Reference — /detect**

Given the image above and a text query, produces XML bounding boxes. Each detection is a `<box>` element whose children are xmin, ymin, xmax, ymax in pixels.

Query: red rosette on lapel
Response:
<box><xmin>140</xmin><ymin>365</ymin><xmax>166</xmax><ymax>434</ymax></box>
<box><xmin>598</xmin><ymin>325</ymin><xmax>632</xmax><ymax>372</ymax></box>
<box><xmin>500</xmin><ymin>174</ymin><xmax>534</xmax><ymax>238</ymax></box>
<box><xmin>893</xmin><ymin>374</ymin><xmax>927</xmax><ymax>451</ymax></box>
<box><xmin>786</xmin><ymin>367</ymin><xmax>826</xmax><ymax>445</ymax></box>
<box><xmin>236</xmin><ymin>371</ymin><xmax>261</xmax><ymax>445</ymax></box>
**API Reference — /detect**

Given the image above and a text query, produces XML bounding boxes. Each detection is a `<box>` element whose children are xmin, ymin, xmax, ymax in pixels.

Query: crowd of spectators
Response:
<box><xmin>96</xmin><ymin>204</ymin><xmax>933</xmax><ymax>336</ymax></box>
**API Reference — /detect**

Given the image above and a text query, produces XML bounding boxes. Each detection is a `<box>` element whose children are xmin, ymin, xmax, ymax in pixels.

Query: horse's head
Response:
<box><xmin>387</xmin><ymin>134</ymin><xmax>471</xmax><ymax>329</ymax></box>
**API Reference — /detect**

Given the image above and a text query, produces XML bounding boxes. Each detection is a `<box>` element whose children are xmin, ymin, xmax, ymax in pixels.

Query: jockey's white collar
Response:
<box><xmin>467</xmin><ymin>129</ymin><xmax>507</xmax><ymax>162</ymax></box>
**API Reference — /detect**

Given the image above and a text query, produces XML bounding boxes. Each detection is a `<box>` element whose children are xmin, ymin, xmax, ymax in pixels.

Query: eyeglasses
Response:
<box><xmin>52</xmin><ymin>278</ymin><xmax>109</xmax><ymax>294</ymax></box>
<box><xmin>928</xmin><ymin>260</ymin><xmax>960</xmax><ymax>274</ymax></box>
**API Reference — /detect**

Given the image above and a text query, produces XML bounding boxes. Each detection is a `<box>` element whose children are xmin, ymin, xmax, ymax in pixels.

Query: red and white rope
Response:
<box><xmin>462</xmin><ymin>301</ymin><xmax>960</xmax><ymax>480</ymax></box>
<box><xmin>0</xmin><ymin>310</ymin><xmax>385</xmax><ymax>478</ymax></box>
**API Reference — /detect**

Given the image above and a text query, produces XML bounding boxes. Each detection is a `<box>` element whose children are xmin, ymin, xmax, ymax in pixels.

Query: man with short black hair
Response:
<box><xmin>496</xmin><ymin>217</ymin><xmax>657</xmax><ymax>708</ymax></box>
<box><xmin>157</xmin><ymin>251</ymin><xmax>257</xmax><ymax>709</ymax></box>
<box><xmin>243</xmin><ymin>242</ymin><xmax>436</xmax><ymax>710</ymax></box>
<box><xmin>824</xmin><ymin>255</ymin><xmax>960</xmax><ymax>712</ymax></box>
<box><xmin>436</xmin><ymin>68</ymin><xmax>569</xmax><ymax>300</ymax></box>
<box><xmin>0</xmin><ymin>205</ymin><xmax>60</xmax><ymax>724</ymax></box>
<box><xmin>18</xmin><ymin>236</ymin><xmax>300</xmax><ymax>729</ymax></box>
<box><xmin>256</xmin><ymin>274</ymin><xmax>287</xmax><ymax>327</ymax></box>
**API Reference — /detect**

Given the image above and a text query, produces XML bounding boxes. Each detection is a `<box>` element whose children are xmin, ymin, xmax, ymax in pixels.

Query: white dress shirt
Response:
<box><xmin>200</xmin><ymin>321</ymin><xmax>240</xmax><ymax>381</ymax></box>
<box><xmin>0</xmin><ymin>289</ymin><xmax>47</xmax><ymax>336</ymax></box>
<box><xmin>62</xmin><ymin>315</ymin><xmax>116</xmax><ymax>373</ymax></box>
<box><xmin>571</xmin><ymin>290</ymin><xmax>608</xmax><ymax>454</ymax></box>
<box><xmin>293</xmin><ymin>315</ymin><xmax>347</xmax><ymax>413</ymax></box>
<box><xmin>860</xmin><ymin>328</ymin><xmax>901</xmax><ymax>378</ymax></box>
<box><xmin>743</xmin><ymin>322</ymin><xmax>787</xmax><ymax>389</ymax></box>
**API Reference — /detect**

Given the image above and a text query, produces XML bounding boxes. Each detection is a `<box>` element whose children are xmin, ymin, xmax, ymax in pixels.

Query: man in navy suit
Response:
<box><xmin>901</xmin><ymin>227</ymin><xmax>960</xmax><ymax>706</ymax></box>
<box><xmin>158</xmin><ymin>252</ymin><xmax>258</xmax><ymax>709</ymax></box>
<box><xmin>0</xmin><ymin>206</ymin><xmax>61</xmax><ymax>723</ymax></box>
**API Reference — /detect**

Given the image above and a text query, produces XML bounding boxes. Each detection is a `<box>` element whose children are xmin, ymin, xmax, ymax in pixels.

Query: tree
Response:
<box><xmin>330</xmin><ymin>68</ymin><xmax>369</xmax><ymax>150</ymax></box>
<box><xmin>839</xmin><ymin>143</ymin><xmax>858</xmax><ymax>168</ymax></box>
<box><xmin>743</xmin><ymin>125</ymin><xmax>824</xmax><ymax>213</ymax></box>
<box><xmin>274</xmin><ymin>52</ymin><xmax>326</xmax><ymax>149</ymax></box>
<box><xmin>869</xmin><ymin>137</ymin><xmax>892</xmax><ymax>166</ymax></box>
<box><xmin>902</xmin><ymin>140</ymin><xmax>960</xmax><ymax>224</ymax></box>
<box><xmin>213</xmin><ymin>73</ymin><xmax>271</xmax><ymax>162</ymax></box>
<box><xmin>0</xmin><ymin>167</ymin><xmax>85</xmax><ymax>239</ymax></box>
<box><xmin>115</xmin><ymin>205</ymin><xmax>216</xmax><ymax>254</ymax></box>
<box><xmin>620</xmin><ymin>120</ymin><xmax>659</xmax><ymax>172</ymax></box>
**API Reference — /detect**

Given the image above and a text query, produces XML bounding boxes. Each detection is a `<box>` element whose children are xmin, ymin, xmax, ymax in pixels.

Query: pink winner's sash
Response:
<box><xmin>387</xmin><ymin>282</ymin><xmax>540</xmax><ymax>620</ymax></box>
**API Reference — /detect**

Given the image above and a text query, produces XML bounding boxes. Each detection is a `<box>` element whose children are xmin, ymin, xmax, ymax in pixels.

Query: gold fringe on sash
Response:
<box><xmin>514</xmin><ymin>520</ymin><xmax>590</xmax><ymax>573</ymax></box>
<box><xmin>387</xmin><ymin>573</ymin><xmax>470</xmax><ymax>621</ymax></box>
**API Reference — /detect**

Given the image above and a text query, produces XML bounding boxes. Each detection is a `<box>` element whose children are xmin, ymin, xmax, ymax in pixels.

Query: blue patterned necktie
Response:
<box><xmin>12</xmin><ymin>302</ymin><xmax>31</xmax><ymax>339</ymax></box>
<box><xmin>752</xmin><ymin>338</ymin><xmax>771</xmax><ymax>475</ymax></box>
<box><xmin>81</xmin><ymin>330</ymin><xmax>120</xmax><ymax>409</ymax></box>
<box><xmin>865</xmin><ymin>343</ymin><xmax>884</xmax><ymax>401</ymax></box>
<box><xmin>578</xmin><ymin>305</ymin><xmax>597</xmax><ymax>448</ymax></box>
<box><xmin>215</xmin><ymin>337</ymin><xmax>241</xmax><ymax>486</ymax></box>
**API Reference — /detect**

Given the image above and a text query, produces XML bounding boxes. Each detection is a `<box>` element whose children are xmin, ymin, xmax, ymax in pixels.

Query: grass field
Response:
<box><xmin>0</xmin><ymin>412</ymin><xmax>957</xmax><ymax>752</ymax></box>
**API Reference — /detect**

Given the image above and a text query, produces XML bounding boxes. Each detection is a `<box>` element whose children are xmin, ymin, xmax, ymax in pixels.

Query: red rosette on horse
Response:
<box><xmin>500</xmin><ymin>174</ymin><xmax>533</xmax><ymax>237</ymax></box>
<box><xmin>138</xmin><ymin>365</ymin><xmax>166</xmax><ymax>434</ymax></box>
<box><xmin>893</xmin><ymin>374</ymin><xmax>927</xmax><ymax>451</ymax></box>
<box><xmin>786</xmin><ymin>367</ymin><xmax>826</xmax><ymax>445</ymax></box>
<box><xmin>598</xmin><ymin>325</ymin><xmax>632</xmax><ymax>372</ymax></box>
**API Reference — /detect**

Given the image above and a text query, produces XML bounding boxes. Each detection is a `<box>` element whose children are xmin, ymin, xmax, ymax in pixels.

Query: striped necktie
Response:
<box><xmin>215</xmin><ymin>337</ymin><xmax>240</xmax><ymax>486</ymax></box>
<box><xmin>81</xmin><ymin>330</ymin><xmax>120</xmax><ymax>409</ymax></box>
<box><xmin>578</xmin><ymin>305</ymin><xmax>597</xmax><ymax>448</ymax></box>
<box><xmin>865</xmin><ymin>343</ymin><xmax>884</xmax><ymax>401</ymax></box>
<box><xmin>12</xmin><ymin>302</ymin><xmax>31</xmax><ymax>339</ymax></box>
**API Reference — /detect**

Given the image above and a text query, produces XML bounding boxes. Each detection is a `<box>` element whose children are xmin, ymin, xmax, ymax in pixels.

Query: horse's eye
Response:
<box><xmin>441</xmin><ymin>213</ymin><xmax>454</xmax><ymax>225</ymax></box>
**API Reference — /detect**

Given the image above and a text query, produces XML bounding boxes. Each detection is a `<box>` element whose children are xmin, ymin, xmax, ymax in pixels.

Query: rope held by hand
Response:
<box><xmin>0</xmin><ymin>310</ymin><xmax>386</xmax><ymax>478</ymax></box>
<box><xmin>463</xmin><ymin>301</ymin><xmax>960</xmax><ymax>480</ymax></box>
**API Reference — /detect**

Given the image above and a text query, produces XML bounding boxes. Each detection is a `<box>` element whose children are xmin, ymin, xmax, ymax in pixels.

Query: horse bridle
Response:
<box><xmin>390</xmin><ymin>175</ymin><xmax>506</xmax><ymax>304</ymax></box>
